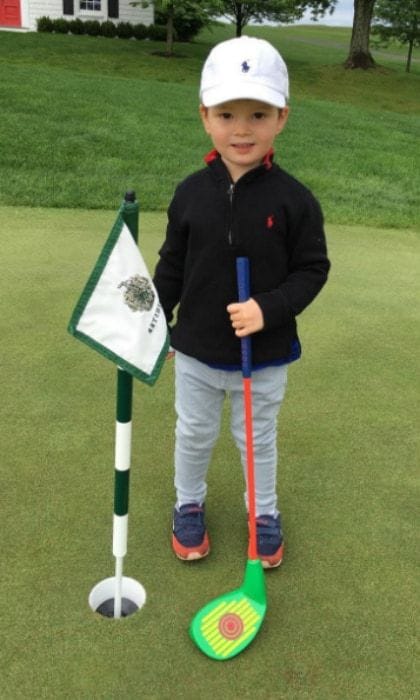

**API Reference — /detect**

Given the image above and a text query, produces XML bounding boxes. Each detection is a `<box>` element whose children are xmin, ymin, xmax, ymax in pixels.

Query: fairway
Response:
<box><xmin>0</xmin><ymin>206</ymin><xmax>417</xmax><ymax>698</ymax></box>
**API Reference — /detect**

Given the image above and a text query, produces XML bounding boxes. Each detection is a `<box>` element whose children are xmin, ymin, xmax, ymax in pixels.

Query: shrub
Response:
<box><xmin>100</xmin><ymin>20</ymin><xmax>117</xmax><ymax>38</ymax></box>
<box><xmin>52</xmin><ymin>18</ymin><xmax>70</xmax><ymax>34</ymax></box>
<box><xmin>83</xmin><ymin>19</ymin><xmax>101</xmax><ymax>36</ymax></box>
<box><xmin>147</xmin><ymin>24</ymin><xmax>167</xmax><ymax>41</ymax></box>
<box><xmin>132</xmin><ymin>23</ymin><xmax>148</xmax><ymax>40</ymax></box>
<box><xmin>69</xmin><ymin>18</ymin><xmax>85</xmax><ymax>35</ymax></box>
<box><xmin>116</xmin><ymin>21</ymin><xmax>133</xmax><ymax>39</ymax></box>
<box><xmin>37</xmin><ymin>16</ymin><xmax>54</xmax><ymax>32</ymax></box>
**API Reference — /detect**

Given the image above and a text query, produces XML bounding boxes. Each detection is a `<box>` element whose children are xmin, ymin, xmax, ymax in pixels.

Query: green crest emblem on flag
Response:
<box><xmin>118</xmin><ymin>274</ymin><xmax>155</xmax><ymax>312</ymax></box>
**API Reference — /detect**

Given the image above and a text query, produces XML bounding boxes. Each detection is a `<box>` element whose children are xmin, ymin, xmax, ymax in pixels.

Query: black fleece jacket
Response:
<box><xmin>153</xmin><ymin>151</ymin><xmax>330</xmax><ymax>368</ymax></box>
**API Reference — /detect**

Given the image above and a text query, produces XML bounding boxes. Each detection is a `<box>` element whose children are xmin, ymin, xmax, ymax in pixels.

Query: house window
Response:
<box><xmin>80</xmin><ymin>0</ymin><xmax>101</xmax><ymax>10</ymax></box>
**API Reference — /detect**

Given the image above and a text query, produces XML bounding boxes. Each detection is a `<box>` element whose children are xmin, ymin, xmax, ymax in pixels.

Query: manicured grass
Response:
<box><xmin>0</xmin><ymin>24</ymin><xmax>418</xmax><ymax>694</ymax></box>
<box><xmin>0</xmin><ymin>205</ymin><xmax>417</xmax><ymax>698</ymax></box>
<box><xmin>0</xmin><ymin>26</ymin><xmax>419</xmax><ymax>228</ymax></box>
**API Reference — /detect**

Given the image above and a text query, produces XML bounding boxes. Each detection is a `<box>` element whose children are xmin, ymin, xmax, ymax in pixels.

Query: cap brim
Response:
<box><xmin>200</xmin><ymin>82</ymin><xmax>287</xmax><ymax>109</ymax></box>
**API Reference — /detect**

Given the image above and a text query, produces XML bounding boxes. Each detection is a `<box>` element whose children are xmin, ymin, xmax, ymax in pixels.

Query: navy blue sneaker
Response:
<box><xmin>255</xmin><ymin>514</ymin><xmax>284</xmax><ymax>569</ymax></box>
<box><xmin>172</xmin><ymin>503</ymin><xmax>210</xmax><ymax>561</ymax></box>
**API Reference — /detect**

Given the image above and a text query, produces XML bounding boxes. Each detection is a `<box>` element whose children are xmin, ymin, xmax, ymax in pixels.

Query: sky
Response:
<box><xmin>297</xmin><ymin>0</ymin><xmax>354</xmax><ymax>27</ymax></box>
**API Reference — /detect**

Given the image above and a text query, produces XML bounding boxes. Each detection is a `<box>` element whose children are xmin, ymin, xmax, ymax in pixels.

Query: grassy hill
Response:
<box><xmin>0</xmin><ymin>23</ymin><xmax>419</xmax><ymax>227</ymax></box>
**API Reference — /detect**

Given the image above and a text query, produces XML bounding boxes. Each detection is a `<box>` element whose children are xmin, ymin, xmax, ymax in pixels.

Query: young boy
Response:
<box><xmin>153</xmin><ymin>36</ymin><xmax>330</xmax><ymax>568</ymax></box>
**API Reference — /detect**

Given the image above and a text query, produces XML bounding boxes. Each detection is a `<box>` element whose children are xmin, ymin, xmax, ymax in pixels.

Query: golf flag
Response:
<box><xmin>68</xmin><ymin>210</ymin><xmax>169</xmax><ymax>385</ymax></box>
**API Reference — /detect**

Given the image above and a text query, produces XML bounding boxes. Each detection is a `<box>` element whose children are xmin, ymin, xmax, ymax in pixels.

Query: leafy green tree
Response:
<box><xmin>344</xmin><ymin>0</ymin><xmax>377</xmax><ymax>69</ymax></box>
<box><xmin>216</xmin><ymin>1</ymin><xmax>338</xmax><ymax>37</ymax></box>
<box><xmin>155</xmin><ymin>1</ymin><xmax>214</xmax><ymax>42</ymax></box>
<box><xmin>132</xmin><ymin>1</ymin><xmax>219</xmax><ymax>55</ymax></box>
<box><xmin>372</xmin><ymin>0</ymin><xmax>419</xmax><ymax>72</ymax></box>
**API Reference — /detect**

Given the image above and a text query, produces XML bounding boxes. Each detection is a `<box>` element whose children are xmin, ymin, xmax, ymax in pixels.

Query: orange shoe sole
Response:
<box><xmin>172</xmin><ymin>533</ymin><xmax>210</xmax><ymax>561</ymax></box>
<box><xmin>260</xmin><ymin>542</ymin><xmax>284</xmax><ymax>569</ymax></box>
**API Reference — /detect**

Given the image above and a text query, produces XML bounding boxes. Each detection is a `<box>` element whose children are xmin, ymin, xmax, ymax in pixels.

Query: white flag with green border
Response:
<box><xmin>68</xmin><ymin>213</ymin><xmax>169</xmax><ymax>386</ymax></box>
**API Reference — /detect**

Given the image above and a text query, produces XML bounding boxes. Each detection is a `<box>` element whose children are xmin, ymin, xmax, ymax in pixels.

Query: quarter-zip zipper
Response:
<box><xmin>227</xmin><ymin>182</ymin><xmax>235</xmax><ymax>246</ymax></box>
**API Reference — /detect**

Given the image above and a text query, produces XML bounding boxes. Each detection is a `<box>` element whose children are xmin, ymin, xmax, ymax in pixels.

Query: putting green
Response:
<box><xmin>0</xmin><ymin>206</ymin><xmax>417</xmax><ymax>698</ymax></box>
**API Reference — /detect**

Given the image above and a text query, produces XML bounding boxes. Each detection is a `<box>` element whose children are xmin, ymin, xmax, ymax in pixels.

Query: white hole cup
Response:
<box><xmin>89</xmin><ymin>577</ymin><xmax>146</xmax><ymax>618</ymax></box>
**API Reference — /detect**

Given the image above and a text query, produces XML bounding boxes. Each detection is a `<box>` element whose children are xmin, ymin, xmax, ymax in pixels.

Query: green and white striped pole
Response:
<box><xmin>89</xmin><ymin>191</ymin><xmax>146</xmax><ymax>619</ymax></box>
<box><xmin>113</xmin><ymin>357</ymin><xmax>133</xmax><ymax>617</ymax></box>
<box><xmin>113</xmin><ymin>192</ymin><xmax>137</xmax><ymax>618</ymax></box>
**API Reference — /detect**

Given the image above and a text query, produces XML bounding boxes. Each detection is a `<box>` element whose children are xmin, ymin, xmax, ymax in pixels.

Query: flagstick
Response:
<box><xmin>112</xmin><ymin>191</ymin><xmax>138</xmax><ymax>619</ymax></box>
<box><xmin>112</xmin><ymin>368</ymin><xmax>133</xmax><ymax>618</ymax></box>
<box><xmin>114</xmin><ymin>557</ymin><xmax>123</xmax><ymax>619</ymax></box>
<box><xmin>76</xmin><ymin>190</ymin><xmax>149</xmax><ymax>619</ymax></box>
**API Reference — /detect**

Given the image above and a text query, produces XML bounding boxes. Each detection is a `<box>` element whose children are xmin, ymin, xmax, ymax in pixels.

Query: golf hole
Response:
<box><xmin>89</xmin><ymin>577</ymin><xmax>146</xmax><ymax>619</ymax></box>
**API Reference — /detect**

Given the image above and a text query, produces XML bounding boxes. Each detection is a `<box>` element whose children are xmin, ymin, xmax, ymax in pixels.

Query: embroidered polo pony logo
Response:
<box><xmin>241</xmin><ymin>61</ymin><xmax>250</xmax><ymax>73</ymax></box>
<box><xmin>266</xmin><ymin>215</ymin><xmax>275</xmax><ymax>230</ymax></box>
<box><xmin>118</xmin><ymin>274</ymin><xmax>155</xmax><ymax>312</ymax></box>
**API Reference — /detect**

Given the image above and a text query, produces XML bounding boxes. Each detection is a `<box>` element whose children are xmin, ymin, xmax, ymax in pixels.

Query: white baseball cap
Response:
<box><xmin>199</xmin><ymin>36</ymin><xmax>289</xmax><ymax>109</ymax></box>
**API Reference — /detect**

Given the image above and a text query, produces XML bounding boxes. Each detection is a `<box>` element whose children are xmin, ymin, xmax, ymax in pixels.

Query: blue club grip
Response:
<box><xmin>236</xmin><ymin>257</ymin><xmax>252</xmax><ymax>378</ymax></box>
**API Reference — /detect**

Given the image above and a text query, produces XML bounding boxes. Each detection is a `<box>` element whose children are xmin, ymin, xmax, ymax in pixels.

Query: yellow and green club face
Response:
<box><xmin>190</xmin><ymin>589</ymin><xmax>265</xmax><ymax>660</ymax></box>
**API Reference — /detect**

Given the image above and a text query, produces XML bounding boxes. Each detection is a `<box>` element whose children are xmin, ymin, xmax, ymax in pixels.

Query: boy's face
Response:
<box><xmin>200</xmin><ymin>99</ymin><xmax>288</xmax><ymax>182</ymax></box>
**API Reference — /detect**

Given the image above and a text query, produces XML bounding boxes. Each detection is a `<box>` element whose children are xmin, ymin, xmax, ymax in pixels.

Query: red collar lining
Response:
<box><xmin>204</xmin><ymin>148</ymin><xmax>274</xmax><ymax>169</ymax></box>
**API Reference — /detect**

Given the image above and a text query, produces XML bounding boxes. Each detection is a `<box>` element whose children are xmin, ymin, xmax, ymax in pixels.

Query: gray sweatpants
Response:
<box><xmin>174</xmin><ymin>351</ymin><xmax>288</xmax><ymax>517</ymax></box>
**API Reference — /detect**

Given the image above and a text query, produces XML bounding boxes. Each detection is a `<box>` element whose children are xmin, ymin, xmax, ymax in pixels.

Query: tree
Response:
<box><xmin>159</xmin><ymin>0</ymin><xmax>176</xmax><ymax>55</ymax></box>
<box><xmin>372</xmin><ymin>0</ymin><xmax>420</xmax><ymax>72</ymax></box>
<box><xmin>216</xmin><ymin>1</ymin><xmax>338</xmax><ymax>38</ymax></box>
<box><xmin>344</xmin><ymin>0</ymin><xmax>377</xmax><ymax>69</ymax></box>
<box><xmin>155</xmin><ymin>1</ymin><xmax>214</xmax><ymax>42</ymax></box>
<box><xmin>132</xmin><ymin>1</ymin><xmax>218</xmax><ymax>56</ymax></box>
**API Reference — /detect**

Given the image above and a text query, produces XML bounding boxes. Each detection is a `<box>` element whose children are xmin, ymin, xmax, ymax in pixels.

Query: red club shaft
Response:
<box><xmin>244</xmin><ymin>377</ymin><xmax>257</xmax><ymax>560</ymax></box>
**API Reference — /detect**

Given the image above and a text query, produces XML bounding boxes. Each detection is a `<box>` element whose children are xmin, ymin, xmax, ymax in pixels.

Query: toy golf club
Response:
<box><xmin>189</xmin><ymin>256</ymin><xmax>266</xmax><ymax>661</ymax></box>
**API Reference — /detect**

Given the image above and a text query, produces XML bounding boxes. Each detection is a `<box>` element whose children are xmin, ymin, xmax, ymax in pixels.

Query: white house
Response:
<box><xmin>0</xmin><ymin>0</ymin><xmax>154</xmax><ymax>31</ymax></box>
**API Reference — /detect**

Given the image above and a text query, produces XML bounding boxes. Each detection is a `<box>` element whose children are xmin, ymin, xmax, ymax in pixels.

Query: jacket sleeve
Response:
<box><xmin>153</xmin><ymin>192</ymin><xmax>188</xmax><ymax>326</ymax></box>
<box><xmin>253</xmin><ymin>193</ymin><xmax>330</xmax><ymax>330</ymax></box>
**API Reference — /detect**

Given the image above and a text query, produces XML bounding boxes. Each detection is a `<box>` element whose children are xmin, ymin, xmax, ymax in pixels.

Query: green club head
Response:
<box><xmin>189</xmin><ymin>559</ymin><xmax>266</xmax><ymax>661</ymax></box>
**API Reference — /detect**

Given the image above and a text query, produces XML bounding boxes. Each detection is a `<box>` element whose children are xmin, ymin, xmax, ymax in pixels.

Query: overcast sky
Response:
<box><xmin>298</xmin><ymin>0</ymin><xmax>354</xmax><ymax>26</ymax></box>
